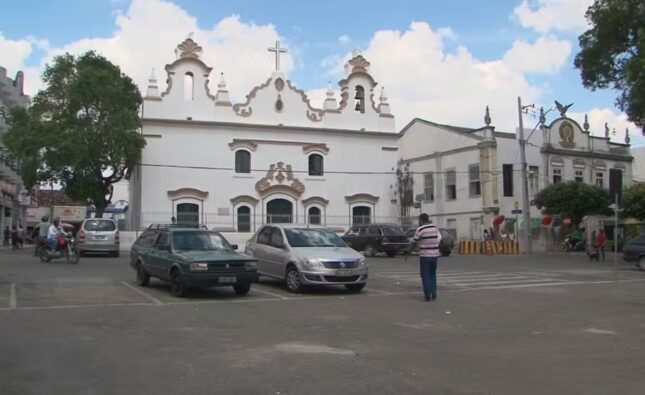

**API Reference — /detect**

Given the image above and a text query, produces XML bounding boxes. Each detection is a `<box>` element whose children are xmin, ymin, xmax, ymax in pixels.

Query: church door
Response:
<box><xmin>266</xmin><ymin>199</ymin><xmax>293</xmax><ymax>224</ymax></box>
<box><xmin>176</xmin><ymin>203</ymin><xmax>199</xmax><ymax>227</ymax></box>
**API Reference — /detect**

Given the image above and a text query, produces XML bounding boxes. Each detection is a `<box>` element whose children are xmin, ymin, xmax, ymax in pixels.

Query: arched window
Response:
<box><xmin>235</xmin><ymin>150</ymin><xmax>251</xmax><ymax>173</ymax></box>
<box><xmin>176</xmin><ymin>203</ymin><xmax>199</xmax><ymax>226</ymax></box>
<box><xmin>308</xmin><ymin>154</ymin><xmax>324</xmax><ymax>176</ymax></box>
<box><xmin>352</xmin><ymin>206</ymin><xmax>371</xmax><ymax>225</ymax></box>
<box><xmin>184</xmin><ymin>72</ymin><xmax>194</xmax><ymax>101</ymax></box>
<box><xmin>308</xmin><ymin>207</ymin><xmax>321</xmax><ymax>225</ymax></box>
<box><xmin>237</xmin><ymin>206</ymin><xmax>251</xmax><ymax>232</ymax></box>
<box><xmin>354</xmin><ymin>85</ymin><xmax>365</xmax><ymax>113</ymax></box>
<box><xmin>267</xmin><ymin>199</ymin><xmax>293</xmax><ymax>224</ymax></box>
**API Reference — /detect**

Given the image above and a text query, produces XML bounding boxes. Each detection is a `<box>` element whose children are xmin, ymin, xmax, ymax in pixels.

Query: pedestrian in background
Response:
<box><xmin>596</xmin><ymin>229</ymin><xmax>608</xmax><ymax>261</ymax></box>
<box><xmin>17</xmin><ymin>222</ymin><xmax>24</xmax><ymax>249</ymax></box>
<box><xmin>3</xmin><ymin>226</ymin><xmax>9</xmax><ymax>247</ymax></box>
<box><xmin>409</xmin><ymin>213</ymin><xmax>442</xmax><ymax>302</ymax></box>
<box><xmin>11</xmin><ymin>225</ymin><xmax>19</xmax><ymax>250</ymax></box>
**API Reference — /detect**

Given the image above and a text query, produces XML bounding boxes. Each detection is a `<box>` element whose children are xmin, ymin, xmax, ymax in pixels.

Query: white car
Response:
<box><xmin>245</xmin><ymin>225</ymin><xmax>368</xmax><ymax>293</ymax></box>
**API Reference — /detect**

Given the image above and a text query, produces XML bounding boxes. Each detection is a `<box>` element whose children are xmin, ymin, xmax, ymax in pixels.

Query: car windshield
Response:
<box><xmin>285</xmin><ymin>228</ymin><xmax>346</xmax><ymax>248</ymax></box>
<box><xmin>84</xmin><ymin>220</ymin><xmax>116</xmax><ymax>231</ymax></box>
<box><xmin>382</xmin><ymin>226</ymin><xmax>405</xmax><ymax>236</ymax></box>
<box><xmin>172</xmin><ymin>231</ymin><xmax>232</xmax><ymax>251</ymax></box>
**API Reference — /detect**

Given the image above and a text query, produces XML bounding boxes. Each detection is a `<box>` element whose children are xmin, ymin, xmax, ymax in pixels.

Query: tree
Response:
<box><xmin>396</xmin><ymin>164</ymin><xmax>414</xmax><ymax>224</ymax></box>
<box><xmin>622</xmin><ymin>183</ymin><xmax>645</xmax><ymax>220</ymax></box>
<box><xmin>533</xmin><ymin>182</ymin><xmax>612</xmax><ymax>226</ymax></box>
<box><xmin>574</xmin><ymin>0</ymin><xmax>645</xmax><ymax>133</ymax></box>
<box><xmin>2</xmin><ymin>51</ymin><xmax>145</xmax><ymax>217</ymax></box>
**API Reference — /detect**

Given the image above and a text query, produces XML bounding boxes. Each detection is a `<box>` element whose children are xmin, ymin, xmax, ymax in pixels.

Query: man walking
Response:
<box><xmin>596</xmin><ymin>229</ymin><xmax>608</xmax><ymax>261</ymax></box>
<box><xmin>410</xmin><ymin>213</ymin><xmax>442</xmax><ymax>302</ymax></box>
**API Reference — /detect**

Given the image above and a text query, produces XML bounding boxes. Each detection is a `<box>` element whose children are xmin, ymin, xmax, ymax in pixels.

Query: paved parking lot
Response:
<box><xmin>1</xmin><ymin>248</ymin><xmax>645</xmax><ymax>394</ymax></box>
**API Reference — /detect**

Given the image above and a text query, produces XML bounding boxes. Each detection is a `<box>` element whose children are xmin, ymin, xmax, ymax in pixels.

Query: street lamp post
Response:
<box><xmin>517</xmin><ymin>97</ymin><xmax>532</xmax><ymax>254</ymax></box>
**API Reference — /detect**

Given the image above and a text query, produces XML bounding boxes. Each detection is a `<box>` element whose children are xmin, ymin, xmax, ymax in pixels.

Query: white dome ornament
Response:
<box><xmin>378</xmin><ymin>87</ymin><xmax>391</xmax><ymax>116</ymax></box>
<box><xmin>323</xmin><ymin>81</ymin><xmax>338</xmax><ymax>111</ymax></box>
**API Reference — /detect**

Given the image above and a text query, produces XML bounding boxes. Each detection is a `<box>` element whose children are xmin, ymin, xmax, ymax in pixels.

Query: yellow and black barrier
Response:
<box><xmin>457</xmin><ymin>240</ymin><xmax>520</xmax><ymax>255</ymax></box>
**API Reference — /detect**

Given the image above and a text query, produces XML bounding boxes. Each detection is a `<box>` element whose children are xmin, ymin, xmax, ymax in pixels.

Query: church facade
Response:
<box><xmin>129</xmin><ymin>39</ymin><xmax>400</xmax><ymax>232</ymax></box>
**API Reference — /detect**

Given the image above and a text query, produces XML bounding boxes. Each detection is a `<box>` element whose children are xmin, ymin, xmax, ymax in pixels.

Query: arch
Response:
<box><xmin>230</xmin><ymin>195</ymin><xmax>259</xmax><ymax>206</ymax></box>
<box><xmin>572</xmin><ymin>159</ymin><xmax>586</xmax><ymax>169</ymax></box>
<box><xmin>235</xmin><ymin>150</ymin><xmax>251</xmax><ymax>173</ymax></box>
<box><xmin>307</xmin><ymin>206</ymin><xmax>322</xmax><ymax>225</ymax></box>
<box><xmin>550</xmin><ymin>156</ymin><xmax>565</xmax><ymax>167</ymax></box>
<box><xmin>184</xmin><ymin>72</ymin><xmax>194</xmax><ymax>101</ymax></box>
<box><xmin>352</xmin><ymin>206</ymin><xmax>371</xmax><ymax>225</ymax></box>
<box><xmin>345</xmin><ymin>193</ymin><xmax>379</xmax><ymax>205</ymax></box>
<box><xmin>593</xmin><ymin>160</ymin><xmax>607</xmax><ymax>170</ymax></box>
<box><xmin>302</xmin><ymin>144</ymin><xmax>329</xmax><ymax>155</ymax></box>
<box><xmin>167</xmin><ymin>188</ymin><xmax>209</xmax><ymax>200</ymax></box>
<box><xmin>308</xmin><ymin>154</ymin><xmax>324</xmax><ymax>176</ymax></box>
<box><xmin>266</xmin><ymin>198</ymin><xmax>293</xmax><ymax>224</ymax></box>
<box><xmin>228</xmin><ymin>140</ymin><xmax>258</xmax><ymax>152</ymax></box>
<box><xmin>301</xmin><ymin>196</ymin><xmax>329</xmax><ymax>207</ymax></box>
<box><xmin>237</xmin><ymin>206</ymin><xmax>251</xmax><ymax>232</ymax></box>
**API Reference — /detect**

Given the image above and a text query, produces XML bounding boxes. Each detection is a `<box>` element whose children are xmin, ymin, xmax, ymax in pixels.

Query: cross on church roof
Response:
<box><xmin>268</xmin><ymin>41</ymin><xmax>287</xmax><ymax>72</ymax></box>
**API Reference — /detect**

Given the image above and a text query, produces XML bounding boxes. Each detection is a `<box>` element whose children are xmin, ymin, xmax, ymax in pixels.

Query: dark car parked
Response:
<box><xmin>129</xmin><ymin>225</ymin><xmax>259</xmax><ymax>297</ymax></box>
<box><xmin>622</xmin><ymin>234</ymin><xmax>645</xmax><ymax>270</ymax></box>
<box><xmin>342</xmin><ymin>224</ymin><xmax>410</xmax><ymax>257</ymax></box>
<box><xmin>405</xmin><ymin>228</ymin><xmax>455</xmax><ymax>256</ymax></box>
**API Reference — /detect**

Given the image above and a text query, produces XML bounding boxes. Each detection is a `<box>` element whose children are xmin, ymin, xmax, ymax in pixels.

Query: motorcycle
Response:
<box><xmin>39</xmin><ymin>232</ymin><xmax>80</xmax><ymax>264</ymax></box>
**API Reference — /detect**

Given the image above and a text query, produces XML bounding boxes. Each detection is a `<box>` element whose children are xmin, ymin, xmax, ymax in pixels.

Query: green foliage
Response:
<box><xmin>533</xmin><ymin>182</ymin><xmax>612</xmax><ymax>225</ymax></box>
<box><xmin>2</xmin><ymin>51</ymin><xmax>144</xmax><ymax>216</ymax></box>
<box><xmin>622</xmin><ymin>183</ymin><xmax>645</xmax><ymax>220</ymax></box>
<box><xmin>574</xmin><ymin>0</ymin><xmax>645</xmax><ymax>131</ymax></box>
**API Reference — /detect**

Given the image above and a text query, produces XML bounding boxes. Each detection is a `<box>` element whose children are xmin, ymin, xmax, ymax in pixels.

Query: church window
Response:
<box><xmin>352</xmin><ymin>206</ymin><xmax>371</xmax><ymax>225</ymax></box>
<box><xmin>308</xmin><ymin>207</ymin><xmax>321</xmax><ymax>225</ymax></box>
<box><xmin>445</xmin><ymin>169</ymin><xmax>457</xmax><ymax>200</ymax></box>
<box><xmin>235</xmin><ymin>150</ymin><xmax>251</xmax><ymax>173</ymax></box>
<box><xmin>275</xmin><ymin>94</ymin><xmax>284</xmax><ymax>112</ymax></box>
<box><xmin>184</xmin><ymin>72</ymin><xmax>194</xmax><ymax>101</ymax></box>
<box><xmin>423</xmin><ymin>173</ymin><xmax>434</xmax><ymax>202</ymax></box>
<box><xmin>237</xmin><ymin>206</ymin><xmax>251</xmax><ymax>232</ymax></box>
<box><xmin>308</xmin><ymin>154</ymin><xmax>324</xmax><ymax>176</ymax></box>
<box><xmin>502</xmin><ymin>164</ymin><xmax>514</xmax><ymax>197</ymax></box>
<box><xmin>553</xmin><ymin>168</ymin><xmax>562</xmax><ymax>184</ymax></box>
<box><xmin>469</xmin><ymin>164</ymin><xmax>481</xmax><ymax>197</ymax></box>
<box><xmin>354</xmin><ymin>85</ymin><xmax>365</xmax><ymax>113</ymax></box>
<box><xmin>267</xmin><ymin>199</ymin><xmax>293</xmax><ymax>224</ymax></box>
<box><xmin>595</xmin><ymin>172</ymin><xmax>604</xmax><ymax>188</ymax></box>
<box><xmin>574</xmin><ymin>170</ymin><xmax>584</xmax><ymax>183</ymax></box>
<box><xmin>176</xmin><ymin>203</ymin><xmax>199</xmax><ymax>226</ymax></box>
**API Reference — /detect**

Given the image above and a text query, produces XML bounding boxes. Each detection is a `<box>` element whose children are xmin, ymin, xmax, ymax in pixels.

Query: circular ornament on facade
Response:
<box><xmin>274</xmin><ymin>78</ymin><xmax>285</xmax><ymax>91</ymax></box>
<box><xmin>275</xmin><ymin>94</ymin><xmax>284</xmax><ymax>112</ymax></box>
<box><xmin>559</xmin><ymin>121</ymin><xmax>576</xmax><ymax>148</ymax></box>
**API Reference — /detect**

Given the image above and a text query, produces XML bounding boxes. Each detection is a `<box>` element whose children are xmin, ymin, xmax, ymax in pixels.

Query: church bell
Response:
<box><xmin>354</xmin><ymin>90</ymin><xmax>364</xmax><ymax>99</ymax></box>
<box><xmin>355</xmin><ymin>102</ymin><xmax>363</xmax><ymax>111</ymax></box>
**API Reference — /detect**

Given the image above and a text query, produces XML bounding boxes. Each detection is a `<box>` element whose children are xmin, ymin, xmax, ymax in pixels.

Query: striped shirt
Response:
<box><xmin>414</xmin><ymin>224</ymin><xmax>442</xmax><ymax>258</ymax></box>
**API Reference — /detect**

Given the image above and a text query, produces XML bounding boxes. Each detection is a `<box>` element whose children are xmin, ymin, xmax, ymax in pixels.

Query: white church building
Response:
<box><xmin>129</xmin><ymin>38</ymin><xmax>634</xmax><ymax>242</ymax></box>
<box><xmin>129</xmin><ymin>39</ymin><xmax>400</xmax><ymax>232</ymax></box>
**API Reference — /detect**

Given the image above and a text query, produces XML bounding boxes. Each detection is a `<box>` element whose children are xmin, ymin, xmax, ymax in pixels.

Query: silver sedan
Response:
<box><xmin>245</xmin><ymin>225</ymin><xmax>368</xmax><ymax>293</ymax></box>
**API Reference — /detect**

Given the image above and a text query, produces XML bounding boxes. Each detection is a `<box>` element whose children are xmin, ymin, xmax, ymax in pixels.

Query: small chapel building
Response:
<box><xmin>129</xmin><ymin>39</ymin><xmax>400</xmax><ymax>232</ymax></box>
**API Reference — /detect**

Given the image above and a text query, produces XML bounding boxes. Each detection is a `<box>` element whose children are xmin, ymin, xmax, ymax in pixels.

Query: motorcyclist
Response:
<box><xmin>47</xmin><ymin>218</ymin><xmax>64</xmax><ymax>252</ymax></box>
<box><xmin>34</xmin><ymin>216</ymin><xmax>51</xmax><ymax>255</ymax></box>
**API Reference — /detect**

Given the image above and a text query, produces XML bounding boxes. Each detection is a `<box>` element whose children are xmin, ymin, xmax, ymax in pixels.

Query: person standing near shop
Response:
<box><xmin>596</xmin><ymin>229</ymin><xmax>608</xmax><ymax>261</ymax></box>
<box><xmin>408</xmin><ymin>213</ymin><xmax>442</xmax><ymax>302</ymax></box>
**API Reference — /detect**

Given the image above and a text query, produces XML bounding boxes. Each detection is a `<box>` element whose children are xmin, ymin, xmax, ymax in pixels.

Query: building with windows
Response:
<box><xmin>398</xmin><ymin>107</ymin><xmax>633</xmax><ymax>242</ymax></box>
<box><xmin>0</xmin><ymin>66</ymin><xmax>30</xmax><ymax>232</ymax></box>
<box><xmin>129</xmin><ymin>39</ymin><xmax>399</xmax><ymax>232</ymax></box>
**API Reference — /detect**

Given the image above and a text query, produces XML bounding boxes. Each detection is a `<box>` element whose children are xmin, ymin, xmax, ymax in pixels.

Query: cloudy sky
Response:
<box><xmin>0</xmin><ymin>0</ymin><xmax>642</xmax><ymax>146</ymax></box>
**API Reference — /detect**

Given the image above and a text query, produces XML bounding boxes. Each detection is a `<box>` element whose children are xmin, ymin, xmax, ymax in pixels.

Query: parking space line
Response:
<box><xmin>365</xmin><ymin>288</ymin><xmax>392</xmax><ymax>295</ymax></box>
<box><xmin>0</xmin><ymin>302</ymin><xmax>156</xmax><ymax>312</ymax></box>
<box><xmin>9</xmin><ymin>283</ymin><xmax>16</xmax><ymax>309</ymax></box>
<box><xmin>120</xmin><ymin>281</ymin><xmax>164</xmax><ymax>306</ymax></box>
<box><xmin>252</xmin><ymin>286</ymin><xmax>290</xmax><ymax>300</ymax></box>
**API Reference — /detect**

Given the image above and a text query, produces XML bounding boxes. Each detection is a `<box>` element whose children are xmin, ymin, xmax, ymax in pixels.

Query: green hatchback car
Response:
<box><xmin>129</xmin><ymin>225</ymin><xmax>259</xmax><ymax>297</ymax></box>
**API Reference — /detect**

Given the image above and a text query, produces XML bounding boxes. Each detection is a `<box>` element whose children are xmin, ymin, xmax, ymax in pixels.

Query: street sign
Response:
<box><xmin>413</xmin><ymin>202</ymin><xmax>421</xmax><ymax>209</ymax></box>
<box><xmin>415</xmin><ymin>194</ymin><xmax>424</xmax><ymax>202</ymax></box>
<box><xmin>511</xmin><ymin>209</ymin><xmax>522</xmax><ymax>214</ymax></box>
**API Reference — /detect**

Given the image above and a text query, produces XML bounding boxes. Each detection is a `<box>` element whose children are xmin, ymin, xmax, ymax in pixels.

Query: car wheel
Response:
<box><xmin>233</xmin><ymin>283</ymin><xmax>251</xmax><ymax>295</ymax></box>
<box><xmin>345</xmin><ymin>283</ymin><xmax>366</xmax><ymax>293</ymax></box>
<box><xmin>285</xmin><ymin>266</ymin><xmax>303</xmax><ymax>293</ymax></box>
<box><xmin>136</xmin><ymin>263</ymin><xmax>151</xmax><ymax>287</ymax></box>
<box><xmin>169</xmin><ymin>269</ymin><xmax>187</xmax><ymax>297</ymax></box>
<box><xmin>386</xmin><ymin>250</ymin><xmax>396</xmax><ymax>258</ymax></box>
<box><xmin>441</xmin><ymin>249</ymin><xmax>451</xmax><ymax>257</ymax></box>
<box><xmin>364</xmin><ymin>244</ymin><xmax>376</xmax><ymax>257</ymax></box>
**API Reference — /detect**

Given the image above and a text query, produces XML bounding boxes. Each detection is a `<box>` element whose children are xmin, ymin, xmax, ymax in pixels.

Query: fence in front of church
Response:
<box><xmin>135</xmin><ymin>212</ymin><xmax>412</xmax><ymax>233</ymax></box>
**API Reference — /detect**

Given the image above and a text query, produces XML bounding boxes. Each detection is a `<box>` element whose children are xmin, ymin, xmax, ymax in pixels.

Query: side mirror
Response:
<box><xmin>231</xmin><ymin>244</ymin><xmax>239</xmax><ymax>250</ymax></box>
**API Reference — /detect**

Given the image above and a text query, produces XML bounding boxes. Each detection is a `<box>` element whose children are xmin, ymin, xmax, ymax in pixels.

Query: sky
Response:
<box><xmin>0</xmin><ymin>0</ymin><xmax>642</xmax><ymax>146</ymax></box>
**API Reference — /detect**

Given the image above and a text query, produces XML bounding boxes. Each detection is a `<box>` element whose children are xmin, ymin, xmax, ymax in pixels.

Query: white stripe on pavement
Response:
<box><xmin>252</xmin><ymin>287</ymin><xmax>290</xmax><ymax>300</ymax></box>
<box><xmin>450</xmin><ymin>278</ymin><xmax>566</xmax><ymax>286</ymax></box>
<box><xmin>9</xmin><ymin>283</ymin><xmax>16</xmax><ymax>309</ymax></box>
<box><xmin>120</xmin><ymin>281</ymin><xmax>163</xmax><ymax>306</ymax></box>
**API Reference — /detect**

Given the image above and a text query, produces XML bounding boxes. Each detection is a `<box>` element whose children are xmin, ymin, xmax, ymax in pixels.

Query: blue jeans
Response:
<box><xmin>419</xmin><ymin>256</ymin><xmax>438</xmax><ymax>300</ymax></box>
<box><xmin>48</xmin><ymin>238</ymin><xmax>58</xmax><ymax>251</ymax></box>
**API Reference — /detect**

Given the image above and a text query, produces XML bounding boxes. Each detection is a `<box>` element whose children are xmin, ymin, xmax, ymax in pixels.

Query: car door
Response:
<box><xmin>266</xmin><ymin>227</ymin><xmax>290</xmax><ymax>277</ymax></box>
<box><xmin>343</xmin><ymin>227</ymin><xmax>360</xmax><ymax>250</ymax></box>
<box><xmin>368</xmin><ymin>227</ymin><xmax>382</xmax><ymax>249</ymax></box>
<box><xmin>132</xmin><ymin>230</ymin><xmax>158</xmax><ymax>270</ymax></box>
<box><xmin>248</xmin><ymin>226</ymin><xmax>272</xmax><ymax>275</ymax></box>
<box><xmin>149</xmin><ymin>231</ymin><xmax>172</xmax><ymax>280</ymax></box>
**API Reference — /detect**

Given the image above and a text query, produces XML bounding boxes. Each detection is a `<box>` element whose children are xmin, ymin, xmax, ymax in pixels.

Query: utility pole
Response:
<box><xmin>517</xmin><ymin>97</ymin><xmax>532</xmax><ymax>254</ymax></box>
